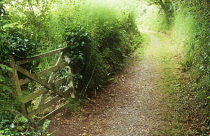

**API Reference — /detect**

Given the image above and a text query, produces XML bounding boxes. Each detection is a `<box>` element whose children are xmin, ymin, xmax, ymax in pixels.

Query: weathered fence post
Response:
<box><xmin>9</xmin><ymin>56</ymin><xmax>27</xmax><ymax>116</ymax></box>
<box><xmin>8</xmin><ymin>47</ymin><xmax>76</xmax><ymax>123</ymax></box>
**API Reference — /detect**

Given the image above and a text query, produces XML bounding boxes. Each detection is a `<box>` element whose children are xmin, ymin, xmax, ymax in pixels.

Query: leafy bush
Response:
<box><xmin>54</xmin><ymin>0</ymin><xmax>141</xmax><ymax>97</ymax></box>
<box><xmin>0</xmin><ymin>0</ymin><xmax>141</xmax><ymax>135</ymax></box>
<box><xmin>0</xmin><ymin>27</ymin><xmax>39</xmax><ymax>61</ymax></box>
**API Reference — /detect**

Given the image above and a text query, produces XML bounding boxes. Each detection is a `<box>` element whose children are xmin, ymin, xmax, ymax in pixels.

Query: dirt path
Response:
<box><xmin>48</xmin><ymin>31</ymin><xmax>180</xmax><ymax>136</ymax></box>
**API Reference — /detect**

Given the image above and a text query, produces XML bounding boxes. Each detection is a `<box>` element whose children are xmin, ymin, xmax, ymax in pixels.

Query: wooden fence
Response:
<box><xmin>9</xmin><ymin>47</ymin><xmax>75</xmax><ymax>124</ymax></box>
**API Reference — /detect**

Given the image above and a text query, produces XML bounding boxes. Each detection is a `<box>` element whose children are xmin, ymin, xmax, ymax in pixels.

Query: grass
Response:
<box><xmin>140</xmin><ymin>30</ymin><xmax>209</xmax><ymax>135</ymax></box>
<box><xmin>133</xmin><ymin>32</ymin><xmax>151</xmax><ymax>61</ymax></box>
<box><xmin>137</xmin><ymin>3</ymin><xmax>210</xmax><ymax>135</ymax></box>
<box><xmin>138</xmin><ymin>30</ymin><xmax>187</xmax><ymax>135</ymax></box>
<box><xmin>170</xmin><ymin>7</ymin><xmax>210</xmax><ymax>135</ymax></box>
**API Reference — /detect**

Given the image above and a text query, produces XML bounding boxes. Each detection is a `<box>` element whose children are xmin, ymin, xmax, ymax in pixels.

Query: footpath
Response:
<box><xmin>48</xmin><ymin>31</ymin><xmax>182</xmax><ymax>136</ymax></box>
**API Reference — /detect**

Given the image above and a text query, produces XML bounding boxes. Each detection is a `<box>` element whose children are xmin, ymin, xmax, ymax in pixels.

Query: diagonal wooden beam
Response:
<box><xmin>27</xmin><ymin>95</ymin><xmax>61</xmax><ymax>117</ymax></box>
<box><xmin>19</xmin><ymin>62</ymin><xmax>69</xmax><ymax>85</ymax></box>
<box><xmin>16</xmin><ymin>65</ymin><xmax>52</xmax><ymax>90</ymax></box>
<box><xmin>16</xmin><ymin>65</ymin><xmax>65</xmax><ymax>96</ymax></box>
<box><xmin>21</xmin><ymin>88</ymin><xmax>49</xmax><ymax>104</ymax></box>
<box><xmin>37</xmin><ymin>102</ymin><xmax>68</xmax><ymax>126</ymax></box>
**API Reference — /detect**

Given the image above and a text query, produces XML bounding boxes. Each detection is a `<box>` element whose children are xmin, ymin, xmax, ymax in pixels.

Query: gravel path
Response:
<box><xmin>48</xmin><ymin>32</ymin><xmax>172</xmax><ymax>136</ymax></box>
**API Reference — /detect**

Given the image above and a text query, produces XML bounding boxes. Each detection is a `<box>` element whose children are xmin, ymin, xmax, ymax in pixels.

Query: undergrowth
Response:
<box><xmin>139</xmin><ymin>1</ymin><xmax>209</xmax><ymax>135</ymax></box>
<box><xmin>169</xmin><ymin>5</ymin><xmax>210</xmax><ymax>135</ymax></box>
<box><xmin>134</xmin><ymin>32</ymin><xmax>151</xmax><ymax>61</ymax></box>
<box><xmin>0</xmin><ymin>0</ymin><xmax>141</xmax><ymax>135</ymax></box>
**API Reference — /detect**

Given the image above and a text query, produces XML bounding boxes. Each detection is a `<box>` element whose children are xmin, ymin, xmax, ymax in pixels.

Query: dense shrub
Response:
<box><xmin>53</xmin><ymin>0</ymin><xmax>141</xmax><ymax>97</ymax></box>
<box><xmin>0</xmin><ymin>0</ymin><xmax>141</xmax><ymax>135</ymax></box>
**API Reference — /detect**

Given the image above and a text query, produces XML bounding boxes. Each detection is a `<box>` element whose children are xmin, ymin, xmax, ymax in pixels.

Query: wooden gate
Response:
<box><xmin>9</xmin><ymin>47</ymin><xmax>75</xmax><ymax>124</ymax></box>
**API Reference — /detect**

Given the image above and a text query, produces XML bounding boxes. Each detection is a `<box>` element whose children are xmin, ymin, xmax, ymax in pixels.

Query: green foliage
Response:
<box><xmin>139</xmin><ymin>0</ymin><xmax>209</xmax><ymax>134</ymax></box>
<box><xmin>0</xmin><ymin>0</ymin><xmax>141</xmax><ymax>135</ymax></box>
<box><xmin>0</xmin><ymin>113</ymin><xmax>51</xmax><ymax>136</ymax></box>
<box><xmin>169</xmin><ymin>3</ymin><xmax>210</xmax><ymax>135</ymax></box>
<box><xmin>52</xmin><ymin>0</ymin><xmax>141</xmax><ymax>97</ymax></box>
<box><xmin>7</xmin><ymin>1</ymin><xmax>53</xmax><ymax>41</ymax></box>
<box><xmin>66</xmin><ymin>98</ymin><xmax>88</xmax><ymax>112</ymax></box>
<box><xmin>0</xmin><ymin>64</ymin><xmax>14</xmax><ymax>111</ymax></box>
<box><xmin>171</xmin><ymin>5</ymin><xmax>210</xmax><ymax>98</ymax></box>
<box><xmin>137</xmin><ymin>3</ymin><xmax>170</xmax><ymax>32</ymax></box>
<box><xmin>0</xmin><ymin>27</ymin><xmax>39</xmax><ymax>61</ymax></box>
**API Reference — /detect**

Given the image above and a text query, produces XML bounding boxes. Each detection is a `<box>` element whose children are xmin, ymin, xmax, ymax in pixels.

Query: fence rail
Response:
<box><xmin>9</xmin><ymin>47</ymin><xmax>75</xmax><ymax>124</ymax></box>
